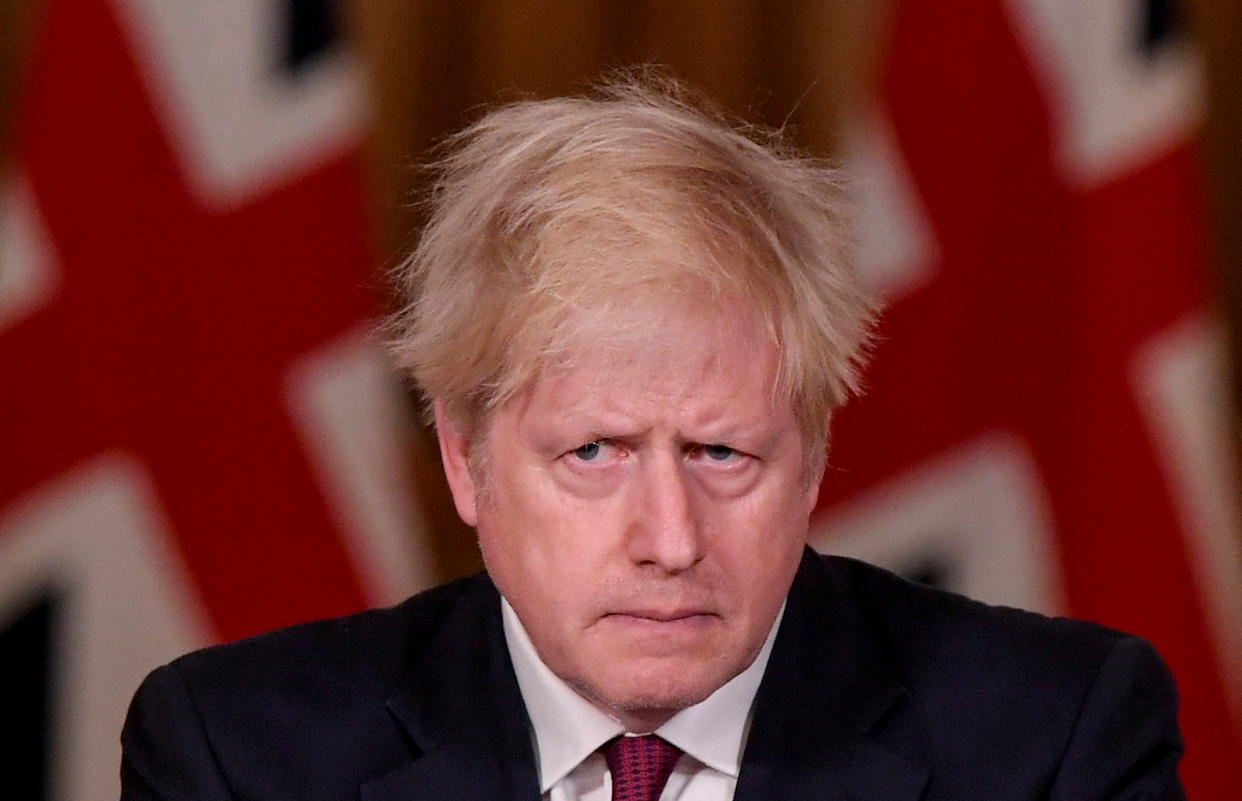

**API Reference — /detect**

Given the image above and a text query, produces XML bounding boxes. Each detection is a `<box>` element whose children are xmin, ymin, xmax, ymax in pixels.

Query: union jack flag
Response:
<box><xmin>814</xmin><ymin>1</ymin><xmax>1242</xmax><ymax>798</ymax></box>
<box><xmin>0</xmin><ymin>2</ymin><xmax>429</xmax><ymax>799</ymax></box>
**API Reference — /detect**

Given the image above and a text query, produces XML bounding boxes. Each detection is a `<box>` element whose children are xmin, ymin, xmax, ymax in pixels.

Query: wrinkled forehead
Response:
<box><xmin>552</xmin><ymin>288</ymin><xmax>774</xmax><ymax>371</ymax></box>
<box><xmin>513</xmin><ymin>300</ymin><xmax>785</xmax><ymax>419</ymax></box>
<box><xmin>458</xmin><ymin>245</ymin><xmax>795</xmax><ymax>446</ymax></box>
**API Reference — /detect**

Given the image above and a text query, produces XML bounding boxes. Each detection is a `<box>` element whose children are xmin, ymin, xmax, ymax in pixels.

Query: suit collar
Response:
<box><xmin>362</xmin><ymin>553</ymin><xmax>928</xmax><ymax>801</ymax></box>
<box><xmin>734</xmin><ymin>549</ymin><xmax>929</xmax><ymax>801</ymax></box>
<box><xmin>361</xmin><ymin>576</ymin><xmax>541</xmax><ymax>801</ymax></box>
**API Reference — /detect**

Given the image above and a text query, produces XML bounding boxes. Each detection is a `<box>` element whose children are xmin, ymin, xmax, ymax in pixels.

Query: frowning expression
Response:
<box><xmin>438</xmin><ymin>314</ymin><xmax>819</xmax><ymax>731</ymax></box>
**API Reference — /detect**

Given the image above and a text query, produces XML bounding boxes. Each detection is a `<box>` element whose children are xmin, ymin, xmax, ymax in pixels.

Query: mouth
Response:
<box><xmin>604</xmin><ymin>609</ymin><xmax>718</xmax><ymax>624</ymax></box>
<box><xmin>597</xmin><ymin>609</ymin><xmax>721</xmax><ymax>656</ymax></box>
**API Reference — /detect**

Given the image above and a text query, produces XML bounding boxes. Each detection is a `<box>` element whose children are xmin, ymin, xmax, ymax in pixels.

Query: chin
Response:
<box><xmin>582</xmin><ymin>657</ymin><xmax>738</xmax><ymax>719</ymax></box>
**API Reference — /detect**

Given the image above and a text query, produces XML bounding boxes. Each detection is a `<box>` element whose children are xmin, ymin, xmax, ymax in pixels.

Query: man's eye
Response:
<box><xmin>572</xmin><ymin>441</ymin><xmax>603</xmax><ymax>461</ymax></box>
<box><xmin>703</xmin><ymin>444</ymin><xmax>737</xmax><ymax>461</ymax></box>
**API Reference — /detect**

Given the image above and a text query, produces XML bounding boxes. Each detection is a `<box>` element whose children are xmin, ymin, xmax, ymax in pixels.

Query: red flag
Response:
<box><xmin>814</xmin><ymin>1</ymin><xmax>1242</xmax><ymax>796</ymax></box>
<box><xmin>0</xmin><ymin>1</ymin><xmax>427</xmax><ymax>798</ymax></box>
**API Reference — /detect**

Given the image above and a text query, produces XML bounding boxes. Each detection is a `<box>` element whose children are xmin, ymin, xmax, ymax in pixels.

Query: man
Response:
<box><xmin>121</xmin><ymin>78</ymin><xmax>1185</xmax><ymax>800</ymax></box>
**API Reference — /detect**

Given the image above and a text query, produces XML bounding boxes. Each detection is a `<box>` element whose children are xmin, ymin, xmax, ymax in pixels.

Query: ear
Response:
<box><xmin>804</xmin><ymin>475</ymin><xmax>822</xmax><ymax>516</ymax></box>
<box><xmin>434</xmin><ymin>399</ymin><xmax>480</xmax><ymax>527</ymax></box>
<box><xmin>803</xmin><ymin>421</ymin><xmax>831</xmax><ymax>516</ymax></box>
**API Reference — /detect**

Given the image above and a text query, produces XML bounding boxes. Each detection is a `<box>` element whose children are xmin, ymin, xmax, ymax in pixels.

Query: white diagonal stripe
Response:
<box><xmin>1007</xmin><ymin>0</ymin><xmax>1200</xmax><ymax>187</ymax></box>
<box><xmin>0</xmin><ymin>456</ymin><xmax>212</xmax><ymax>801</ymax></box>
<box><xmin>113</xmin><ymin>0</ymin><xmax>366</xmax><ymax>208</ymax></box>
<box><xmin>0</xmin><ymin>176</ymin><xmax>60</xmax><ymax>332</ymax></box>
<box><xmin>813</xmin><ymin>433</ymin><xmax>1065</xmax><ymax>615</ymax></box>
<box><xmin>285</xmin><ymin>326</ymin><xmax>436</xmax><ymax>605</ymax></box>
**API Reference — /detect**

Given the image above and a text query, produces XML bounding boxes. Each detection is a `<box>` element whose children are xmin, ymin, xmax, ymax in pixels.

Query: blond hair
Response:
<box><xmin>387</xmin><ymin>75</ymin><xmax>876</xmax><ymax>474</ymax></box>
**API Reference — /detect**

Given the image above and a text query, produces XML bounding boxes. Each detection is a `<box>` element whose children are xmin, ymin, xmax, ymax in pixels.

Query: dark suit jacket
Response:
<box><xmin>120</xmin><ymin>550</ymin><xmax>1185</xmax><ymax>800</ymax></box>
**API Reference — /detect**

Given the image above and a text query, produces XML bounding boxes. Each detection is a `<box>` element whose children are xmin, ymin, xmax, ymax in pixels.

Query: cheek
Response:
<box><xmin>728</xmin><ymin>482</ymin><xmax>812</xmax><ymax>546</ymax></box>
<box><xmin>475</xmin><ymin>486</ymin><xmax>599</xmax><ymax>607</ymax></box>
<box><xmin>718</xmin><ymin>486</ymin><xmax>811</xmax><ymax>591</ymax></box>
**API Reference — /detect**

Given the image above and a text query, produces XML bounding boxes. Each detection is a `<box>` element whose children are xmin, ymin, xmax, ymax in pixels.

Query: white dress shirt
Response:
<box><xmin>501</xmin><ymin>598</ymin><xmax>783</xmax><ymax>801</ymax></box>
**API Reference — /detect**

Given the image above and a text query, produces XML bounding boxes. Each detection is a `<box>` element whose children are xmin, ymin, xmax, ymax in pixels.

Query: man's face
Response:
<box><xmin>438</xmin><ymin>313</ymin><xmax>819</xmax><ymax>731</ymax></box>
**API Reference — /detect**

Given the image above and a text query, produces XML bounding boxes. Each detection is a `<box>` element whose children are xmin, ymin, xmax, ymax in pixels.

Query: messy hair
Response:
<box><xmin>387</xmin><ymin>73</ymin><xmax>876</xmax><ymax>476</ymax></box>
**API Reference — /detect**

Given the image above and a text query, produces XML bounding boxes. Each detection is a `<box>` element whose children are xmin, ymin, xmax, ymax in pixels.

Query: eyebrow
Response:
<box><xmin>550</xmin><ymin>415</ymin><xmax>790</xmax><ymax>451</ymax></box>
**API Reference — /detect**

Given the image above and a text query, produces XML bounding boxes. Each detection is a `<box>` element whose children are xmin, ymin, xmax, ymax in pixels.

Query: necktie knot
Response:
<box><xmin>602</xmin><ymin>735</ymin><xmax>683</xmax><ymax>801</ymax></box>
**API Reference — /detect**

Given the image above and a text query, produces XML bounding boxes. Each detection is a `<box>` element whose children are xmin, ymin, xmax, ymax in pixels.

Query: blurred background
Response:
<box><xmin>1</xmin><ymin>0</ymin><xmax>1239</xmax><ymax>799</ymax></box>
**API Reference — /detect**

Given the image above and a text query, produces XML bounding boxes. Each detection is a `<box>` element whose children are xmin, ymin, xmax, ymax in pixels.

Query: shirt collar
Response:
<box><xmin>501</xmin><ymin>597</ymin><xmax>784</xmax><ymax>792</ymax></box>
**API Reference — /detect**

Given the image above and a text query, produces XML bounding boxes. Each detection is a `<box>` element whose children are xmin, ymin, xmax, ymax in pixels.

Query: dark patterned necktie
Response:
<box><xmin>602</xmin><ymin>734</ymin><xmax>684</xmax><ymax>801</ymax></box>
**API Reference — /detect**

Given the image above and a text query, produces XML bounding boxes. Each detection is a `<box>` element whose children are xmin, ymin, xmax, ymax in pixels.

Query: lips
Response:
<box><xmin>605</xmin><ymin>609</ymin><xmax>716</xmax><ymax>622</ymax></box>
<box><xmin>598</xmin><ymin>610</ymin><xmax>720</xmax><ymax>656</ymax></box>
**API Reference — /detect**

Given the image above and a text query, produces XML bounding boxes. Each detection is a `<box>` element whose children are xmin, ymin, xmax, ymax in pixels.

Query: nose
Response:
<box><xmin>625</xmin><ymin>451</ymin><xmax>705</xmax><ymax>573</ymax></box>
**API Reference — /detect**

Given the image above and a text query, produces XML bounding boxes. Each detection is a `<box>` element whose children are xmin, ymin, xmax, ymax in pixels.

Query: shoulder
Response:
<box><xmin>122</xmin><ymin>573</ymin><xmax>499</xmax><ymax>800</ymax></box>
<box><xmin>806</xmin><ymin>554</ymin><xmax>1182</xmax><ymax>795</ymax></box>
<box><xmin>166</xmin><ymin>572</ymin><xmax>497</xmax><ymax>703</ymax></box>
<box><xmin>820</xmin><ymin>552</ymin><xmax>1136</xmax><ymax>677</ymax></box>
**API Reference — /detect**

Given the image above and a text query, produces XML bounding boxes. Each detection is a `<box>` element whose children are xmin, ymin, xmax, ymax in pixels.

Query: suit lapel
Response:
<box><xmin>361</xmin><ymin>578</ymin><xmax>541</xmax><ymax>801</ymax></box>
<box><xmin>734</xmin><ymin>550</ymin><xmax>929</xmax><ymax>801</ymax></box>
<box><xmin>360</xmin><ymin>554</ymin><xmax>928</xmax><ymax>801</ymax></box>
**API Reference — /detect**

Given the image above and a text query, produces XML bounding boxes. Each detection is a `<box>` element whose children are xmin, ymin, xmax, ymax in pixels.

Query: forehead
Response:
<box><xmin>512</xmin><ymin>309</ymin><xmax>785</xmax><ymax>429</ymax></box>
